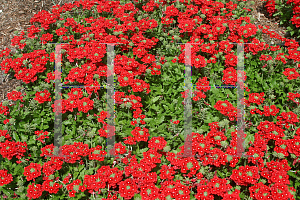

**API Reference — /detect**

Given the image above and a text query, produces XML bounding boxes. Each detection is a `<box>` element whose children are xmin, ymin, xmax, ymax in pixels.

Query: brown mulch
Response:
<box><xmin>0</xmin><ymin>0</ymin><xmax>74</xmax><ymax>104</ymax></box>
<box><xmin>0</xmin><ymin>0</ymin><xmax>298</xmax><ymax>104</ymax></box>
<box><xmin>247</xmin><ymin>0</ymin><xmax>298</xmax><ymax>44</ymax></box>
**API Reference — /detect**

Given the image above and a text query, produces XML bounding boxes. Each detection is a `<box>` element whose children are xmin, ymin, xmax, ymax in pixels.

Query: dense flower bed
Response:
<box><xmin>0</xmin><ymin>0</ymin><xmax>300</xmax><ymax>199</ymax></box>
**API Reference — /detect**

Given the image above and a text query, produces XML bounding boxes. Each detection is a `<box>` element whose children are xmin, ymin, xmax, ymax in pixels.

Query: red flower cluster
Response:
<box><xmin>277</xmin><ymin>111</ymin><xmax>299</xmax><ymax>129</ymax></box>
<box><xmin>222</xmin><ymin>67</ymin><xmax>237</xmax><ymax>85</ymax></box>
<box><xmin>24</xmin><ymin>163</ymin><xmax>42</xmax><ymax>181</ymax></box>
<box><xmin>34</xmin><ymin>130</ymin><xmax>49</xmax><ymax>143</ymax></box>
<box><xmin>193</xmin><ymin>77</ymin><xmax>211</xmax><ymax>101</ymax></box>
<box><xmin>288</xmin><ymin>136</ymin><xmax>300</xmax><ymax>157</ymax></box>
<box><xmin>214</xmin><ymin>100</ymin><xmax>237</xmax><ymax>121</ymax></box>
<box><xmin>224</xmin><ymin>53</ymin><xmax>237</xmax><ymax>67</ymax></box>
<box><xmin>30</xmin><ymin>10</ymin><xmax>58</xmax><ymax>30</ymax></box>
<box><xmin>287</xmin><ymin>92</ymin><xmax>300</xmax><ymax>105</ymax></box>
<box><xmin>66</xmin><ymin>179</ymin><xmax>86</xmax><ymax>197</ymax></box>
<box><xmin>42</xmin><ymin>178</ymin><xmax>62</xmax><ymax>194</ymax></box>
<box><xmin>0</xmin><ymin>48</ymin><xmax>11</xmax><ymax>57</ymax></box>
<box><xmin>131</xmin><ymin>127</ymin><xmax>150</xmax><ymax>142</ymax></box>
<box><xmin>192</xmin><ymin>54</ymin><xmax>207</xmax><ymax>68</ymax></box>
<box><xmin>27</xmin><ymin>25</ymin><xmax>41</xmax><ymax>39</ymax></box>
<box><xmin>3</xmin><ymin>119</ymin><xmax>9</xmax><ymax>124</ymax></box>
<box><xmin>11</xmin><ymin>31</ymin><xmax>26</xmax><ymax>49</ymax></box>
<box><xmin>89</xmin><ymin>145</ymin><xmax>107</xmax><ymax>161</ymax></box>
<box><xmin>230</xmin><ymin>165</ymin><xmax>260</xmax><ymax>186</ymax></box>
<box><xmin>118</xmin><ymin>178</ymin><xmax>138</xmax><ymax>199</ymax></box>
<box><xmin>77</xmin><ymin>97</ymin><xmax>94</xmax><ymax>113</ymax></box>
<box><xmin>7</xmin><ymin>90</ymin><xmax>24</xmax><ymax>101</ymax></box>
<box><xmin>0</xmin><ymin>140</ymin><xmax>27</xmax><ymax>160</ymax></box>
<box><xmin>264</xmin><ymin>0</ymin><xmax>277</xmax><ymax>16</ymax></box>
<box><xmin>0</xmin><ymin>129</ymin><xmax>11</xmax><ymax>140</ymax></box>
<box><xmin>0</xmin><ymin>169</ymin><xmax>13</xmax><ymax>186</ymax></box>
<box><xmin>61</xmin><ymin>142</ymin><xmax>90</xmax><ymax>164</ymax></box>
<box><xmin>282</xmin><ymin>67</ymin><xmax>300</xmax><ymax>80</ymax></box>
<box><xmin>249</xmin><ymin>105</ymin><xmax>280</xmax><ymax>117</ymax></box>
<box><xmin>111</xmin><ymin>142</ymin><xmax>127</xmax><ymax>156</ymax></box>
<box><xmin>42</xmin><ymin>157</ymin><xmax>63</xmax><ymax>176</ymax></box>
<box><xmin>34</xmin><ymin>89</ymin><xmax>52</xmax><ymax>104</ymax></box>
<box><xmin>40</xmin><ymin>33</ymin><xmax>54</xmax><ymax>44</ymax></box>
<box><xmin>148</xmin><ymin>136</ymin><xmax>167</xmax><ymax>150</ymax></box>
<box><xmin>247</xmin><ymin>92</ymin><xmax>265</xmax><ymax>105</ymax></box>
<box><xmin>27</xmin><ymin>183</ymin><xmax>43</xmax><ymax>200</ymax></box>
<box><xmin>55</xmin><ymin>27</ymin><xmax>68</xmax><ymax>36</ymax></box>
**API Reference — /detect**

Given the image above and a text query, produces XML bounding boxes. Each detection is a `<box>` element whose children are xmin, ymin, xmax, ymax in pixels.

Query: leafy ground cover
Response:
<box><xmin>0</xmin><ymin>0</ymin><xmax>300</xmax><ymax>199</ymax></box>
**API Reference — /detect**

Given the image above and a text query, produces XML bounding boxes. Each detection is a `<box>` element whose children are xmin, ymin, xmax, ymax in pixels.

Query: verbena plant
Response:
<box><xmin>0</xmin><ymin>0</ymin><xmax>300</xmax><ymax>199</ymax></box>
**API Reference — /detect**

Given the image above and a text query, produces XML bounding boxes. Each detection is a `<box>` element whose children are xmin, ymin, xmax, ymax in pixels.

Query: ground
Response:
<box><xmin>0</xmin><ymin>0</ymin><xmax>298</xmax><ymax>103</ymax></box>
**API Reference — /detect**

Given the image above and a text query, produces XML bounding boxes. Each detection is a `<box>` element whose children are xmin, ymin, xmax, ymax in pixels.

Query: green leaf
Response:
<box><xmin>170</xmin><ymin>103</ymin><xmax>174</xmax><ymax>112</ymax></box>
<box><xmin>271</xmin><ymin>78</ymin><xmax>276</xmax><ymax>88</ymax></box>
<box><xmin>157</xmin><ymin>124</ymin><xmax>165</xmax><ymax>132</ymax></box>
<box><xmin>74</xmin><ymin>171</ymin><xmax>79</xmax><ymax>178</ymax></box>
<box><xmin>27</xmin><ymin>136</ymin><xmax>36</xmax><ymax>145</ymax></box>
<box><xmin>251</xmin><ymin>60</ymin><xmax>257</xmax><ymax>66</ymax></box>
<box><xmin>163</xmin><ymin>104</ymin><xmax>170</xmax><ymax>111</ymax></box>
<box><xmin>1</xmin><ymin>188</ymin><xmax>11</xmax><ymax>197</ymax></box>
<box><xmin>13</xmin><ymin>132</ymin><xmax>20</xmax><ymax>142</ymax></box>
<box><xmin>13</xmin><ymin>164</ymin><xmax>22</xmax><ymax>175</ymax></box>
<box><xmin>43</xmin><ymin>125</ymin><xmax>49</xmax><ymax>129</ymax></box>
<box><xmin>157</xmin><ymin>114</ymin><xmax>165</xmax><ymax>124</ymax></box>
<box><xmin>63</xmin><ymin>120</ymin><xmax>73</xmax><ymax>125</ymax></box>
<box><xmin>152</xmin><ymin>96</ymin><xmax>160</xmax><ymax>103</ymax></box>
<box><xmin>143</xmin><ymin>118</ymin><xmax>153</xmax><ymax>123</ymax></box>
<box><xmin>134</xmin><ymin>194</ymin><xmax>142</xmax><ymax>200</ymax></box>
<box><xmin>244</xmin><ymin>134</ymin><xmax>254</xmax><ymax>148</ymax></box>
